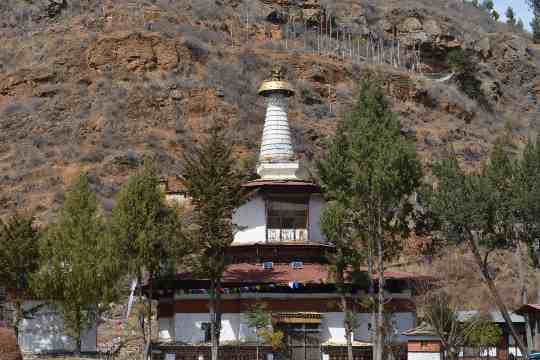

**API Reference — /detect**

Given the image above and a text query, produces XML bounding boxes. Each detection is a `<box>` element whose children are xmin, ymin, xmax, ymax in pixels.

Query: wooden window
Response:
<box><xmin>277</xmin><ymin>323</ymin><xmax>321</xmax><ymax>360</ymax></box>
<box><xmin>267</xmin><ymin>195</ymin><xmax>309</xmax><ymax>242</ymax></box>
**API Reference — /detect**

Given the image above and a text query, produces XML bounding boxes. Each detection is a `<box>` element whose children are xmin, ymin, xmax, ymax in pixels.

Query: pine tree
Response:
<box><xmin>318</xmin><ymin>121</ymin><xmax>365</xmax><ymax>360</ymax></box>
<box><xmin>532</xmin><ymin>17</ymin><xmax>540</xmax><ymax>43</ymax></box>
<box><xmin>528</xmin><ymin>0</ymin><xmax>540</xmax><ymax>43</ymax></box>
<box><xmin>506</xmin><ymin>7</ymin><xmax>516</xmax><ymax>26</ymax></box>
<box><xmin>481</xmin><ymin>0</ymin><xmax>494</xmax><ymax>11</ymax></box>
<box><xmin>319</xmin><ymin>79</ymin><xmax>422</xmax><ymax>360</ymax></box>
<box><xmin>319</xmin><ymin>202</ymin><xmax>363</xmax><ymax>360</ymax></box>
<box><xmin>528</xmin><ymin>0</ymin><xmax>540</xmax><ymax>16</ymax></box>
<box><xmin>514</xmin><ymin>137</ymin><xmax>540</xmax><ymax>349</ymax></box>
<box><xmin>0</xmin><ymin>213</ymin><xmax>40</xmax><ymax>343</ymax></box>
<box><xmin>517</xmin><ymin>18</ymin><xmax>525</xmax><ymax>31</ymax></box>
<box><xmin>181</xmin><ymin>123</ymin><xmax>247</xmax><ymax>360</ymax></box>
<box><xmin>110</xmin><ymin>159</ymin><xmax>182</xmax><ymax>342</ymax></box>
<box><xmin>33</xmin><ymin>174</ymin><xmax>119</xmax><ymax>353</ymax></box>
<box><xmin>428</xmin><ymin>145</ymin><xmax>529</xmax><ymax>357</ymax></box>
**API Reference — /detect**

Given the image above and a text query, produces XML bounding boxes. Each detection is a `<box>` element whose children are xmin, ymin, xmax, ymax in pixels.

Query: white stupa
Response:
<box><xmin>257</xmin><ymin>65</ymin><xmax>307</xmax><ymax>180</ymax></box>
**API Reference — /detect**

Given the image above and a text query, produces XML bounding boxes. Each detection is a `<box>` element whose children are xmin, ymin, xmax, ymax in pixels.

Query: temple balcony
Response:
<box><xmin>267</xmin><ymin>228</ymin><xmax>308</xmax><ymax>243</ymax></box>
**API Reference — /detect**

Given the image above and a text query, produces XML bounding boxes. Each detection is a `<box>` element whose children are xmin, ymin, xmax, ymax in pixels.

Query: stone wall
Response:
<box><xmin>151</xmin><ymin>344</ymin><xmax>373</xmax><ymax>360</ymax></box>
<box><xmin>322</xmin><ymin>346</ymin><xmax>373</xmax><ymax>360</ymax></box>
<box><xmin>151</xmin><ymin>345</ymin><xmax>274</xmax><ymax>360</ymax></box>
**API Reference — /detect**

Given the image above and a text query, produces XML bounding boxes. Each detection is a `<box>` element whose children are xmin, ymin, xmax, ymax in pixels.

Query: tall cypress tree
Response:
<box><xmin>0</xmin><ymin>213</ymin><xmax>40</xmax><ymax>343</ymax></box>
<box><xmin>319</xmin><ymin>79</ymin><xmax>422</xmax><ymax>360</ymax></box>
<box><xmin>33</xmin><ymin>174</ymin><xmax>119</xmax><ymax>354</ymax></box>
<box><xmin>110</xmin><ymin>159</ymin><xmax>182</xmax><ymax>342</ymax></box>
<box><xmin>319</xmin><ymin>122</ymin><xmax>363</xmax><ymax>360</ymax></box>
<box><xmin>181</xmin><ymin>124</ymin><xmax>247</xmax><ymax>360</ymax></box>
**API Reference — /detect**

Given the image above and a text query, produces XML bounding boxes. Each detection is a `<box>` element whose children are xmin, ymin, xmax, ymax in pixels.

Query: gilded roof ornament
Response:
<box><xmin>258</xmin><ymin>64</ymin><xmax>295</xmax><ymax>97</ymax></box>
<box><xmin>271</xmin><ymin>64</ymin><xmax>285</xmax><ymax>81</ymax></box>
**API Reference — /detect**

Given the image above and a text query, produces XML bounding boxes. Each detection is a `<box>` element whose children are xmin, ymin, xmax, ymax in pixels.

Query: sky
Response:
<box><xmin>493</xmin><ymin>0</ymin><xmax>533</xmax><ymax>29</ymax></box>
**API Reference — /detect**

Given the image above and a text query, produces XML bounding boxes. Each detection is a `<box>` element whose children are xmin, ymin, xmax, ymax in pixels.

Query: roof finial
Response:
<box><xmin>258</xmin><ymin>64</ymin><xmax>295</xmax><ymax>98</ymax></box>
<box><xmin>270</xmin><ymin>64</ymin><xmax>284</xmax><ymax>81</ymax></box>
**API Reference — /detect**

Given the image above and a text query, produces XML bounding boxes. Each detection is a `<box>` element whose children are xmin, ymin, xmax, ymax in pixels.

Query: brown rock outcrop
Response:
<box><xmin>87</xmin><ymin>32</ymin><xmax>183</xmax><ymax>73</ymax></box>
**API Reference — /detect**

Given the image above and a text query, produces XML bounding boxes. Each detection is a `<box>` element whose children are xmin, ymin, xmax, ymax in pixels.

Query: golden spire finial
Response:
<box><xmin>270</xmin><ymin>64</ymin><xmax>284</xmax><ymax>81</ymax></box>
<box><xmin>258</xmin><ymin>64</ymin><xmax>295</xmax><ymax>97</ymax></box>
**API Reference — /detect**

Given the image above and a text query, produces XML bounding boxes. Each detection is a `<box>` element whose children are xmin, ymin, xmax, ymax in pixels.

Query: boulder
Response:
<box><xmin>400</xmin><ymin>17</ymin><xmax>423</xmax><ymax>33</ymax></box>
<box><xmin>476</xmin><ymin>36</ymin><xmax>492</xmax><ymax>59</ymax></box>
<box><xmin>423</xmin><ymin>20</ymin><xmax>441</xmax><ymax>37</ymax></box>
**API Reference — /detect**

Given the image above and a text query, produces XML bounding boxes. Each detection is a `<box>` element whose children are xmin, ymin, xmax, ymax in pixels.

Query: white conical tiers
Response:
<box><xmin>259</xmin><ymin>94</ymin><xmax>294</xmax><ymax>163</ymax></box>
<box><xmin>257</xmin><ymin>93</ymin><xmax>307</xmax><ymax>180</ymax></box>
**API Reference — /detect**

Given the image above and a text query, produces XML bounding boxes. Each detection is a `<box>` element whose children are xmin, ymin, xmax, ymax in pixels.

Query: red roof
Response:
<box><xmin>174</xmin><ymin>263</ymin><xmax>428</xmax><ymax>285</ymax></box>
<box><xmin>515</xmin><ymin>304</ymin><xmax>540</xmax><ymax>315</ymax></box>
<box><xmin>242</xmin><ymin>180</ymin><xmax>321</xmax><ymax>193</ymax></box>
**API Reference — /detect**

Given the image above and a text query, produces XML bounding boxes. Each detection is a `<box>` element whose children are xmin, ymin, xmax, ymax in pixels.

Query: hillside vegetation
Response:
<box><xmin>1</xmin><ymin>0</ymin><xmax>540</xmax><ymax>309</ymax></box>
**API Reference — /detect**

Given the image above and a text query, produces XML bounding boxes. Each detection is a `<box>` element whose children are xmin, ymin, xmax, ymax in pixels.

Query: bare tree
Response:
<box><xmin>418</xmin><ymin>290</ymin><xmax>481</xmax><ymax>360</ymax></box>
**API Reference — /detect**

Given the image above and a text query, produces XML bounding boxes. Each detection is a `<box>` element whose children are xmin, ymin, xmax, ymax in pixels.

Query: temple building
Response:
<box><xmin>150</xmin><ymin>66</ymin><xmax>422</xmax><ymax>360</ymax></box>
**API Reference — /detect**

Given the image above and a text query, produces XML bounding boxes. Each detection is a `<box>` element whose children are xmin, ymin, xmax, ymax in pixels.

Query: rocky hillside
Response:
<box><xmin>1</xmin><ymin>0</ymin><xmax>539</xmax><ymax>223</ymax></box>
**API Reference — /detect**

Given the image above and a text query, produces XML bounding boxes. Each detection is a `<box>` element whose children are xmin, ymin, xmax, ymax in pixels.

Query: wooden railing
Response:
<box><xmin>267</xmin><ymin>228</ymin><xmax>308</xmax><ymax>242</ymax></box>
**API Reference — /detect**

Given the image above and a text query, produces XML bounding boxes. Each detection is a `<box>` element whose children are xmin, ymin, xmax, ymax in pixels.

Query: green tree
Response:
<box><xmin>529</xmin><ymin>1</ymin><xmax>540</xmax><ymax>42</ymax></box>
<box><xmin>517</xmin><ymin>18</ymin><xmax>525</xmax><ymax>30</ymax></box>
<box><xmin>481</xmin><ymin>0</ymin><xmax>494</xmax><ymax>11</ymax></box>
<box><xmin>319</xmin><ymin>201</ymin><xmax>363</xmax><ymax>360</ymax></box>
<box><xmin>506</xmin><ymin>7</ymin><xmax>517</xmax><ymax>26</ymax></box>
<box><xmin>447</xmin><ymin>49</ymin><xmax>486</xmax><ymax>106</ymax></box>
<box><xmin>428</xmin><ymin>150</ymin><xmax>528</xmax><ymax>356</ymax></box>
<box><xmin>471</xmin><ymin>0</ymin><xmax>480</xmax><ymax>8</ymax></box>
<box><xmin>319</xmin><ymin>79</ymin><xmax>422</xmax><ymax>360</ymax></box>
<box><xmin>181</xmin><ymin>124</ymin><xmax>247</xmax><ymax>360</ymax></box>
<box><xmin>513</xmin><ymin>137</ymin><xmax>540</xmax><ymax>349</ymax></box>
<box><xmin>110</xmin><ymin>159</ymin><xmax>182</xmax><ymax>342</ymax></box>
<box><xmin>0</xmin><ymin>214</ymin><xmax>41</xmax><ymax>343</ymax></box>
<box><xmin>245</xmin><ymin>303</ymin><xmax>271</xmax><ymax>360</ymax></box>
<box><xmin>492</xmin><ymin>10</ymin><xmax>500</xmax><ymax>21</ymax></box>
<box><xmin>467</xmin><ymin>316</ymin><xmax>502</xmax><ymax>355</ymax></box>
<box><xmin>532</xmin><ymin>16</ymin><xmax>540</xmax><ymax>43</ymax></box>
<box><xmin>33</xmin><ymin>174</ymin><xmax>119</xmax><ymax>353</ymax></box>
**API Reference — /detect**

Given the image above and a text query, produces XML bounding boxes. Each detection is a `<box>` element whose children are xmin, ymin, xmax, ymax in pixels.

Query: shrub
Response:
<box><xmin>183</xmin><ymin>37</ymin><xmax>209</xmax><ymax>62</ymax></box>
<box><xmin>447</xmin><ymin>49</ymin><xmax>487</xmax><ymax>107</ymax></box>
<box><xmin>447</xmin><ymin>49</ymin><xmax>467</xmax><ymax>73</ymax></box>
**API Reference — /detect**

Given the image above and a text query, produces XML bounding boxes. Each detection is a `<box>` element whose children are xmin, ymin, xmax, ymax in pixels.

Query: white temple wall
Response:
<box><xmin>18</xmin><ymin>301</ymin><xmax>97</xmax><ymax>353</ymax></box>
<box><xmin>353</xmin><ymin>312</ymin><xmax>416</xmax><ymax>343</ymax></box>
<box><xmin>175</xmin><ymin>313</ymin><xmax>206</xmax><ymax>343</ymax></box>
<box><xmin>232</xmin><ymin>194</ymin><xmax>328</xmax><ymax>245</ymax></box>
<box><xmin>174</xmin><ymin>313</ymin><xmax>245</xmax><ymax>343</ymax></box>
<box><xmin>159</xmin><ymin>317</ymin><xmax>175</xmax><ymax>342</ymax></box>
<box><xmin>308</xmin><ymin>194</ymin><xmax>326</xmax><ymax>243</ymax></box>
<box><xmin>408</xmin><ymin>353</ymin><xmax>442</xmax><ymax>360</ymax></box>
<box><xmin>321</xmin><ymin>312</ymin><xmax>347</xmax><ymax>343</ymax></box>
<box><xmin>172</xmin><ymin>311</ymin><xmax>414</xmax><ymax>345</ymax></box>
<box><xmin>233</xmin><ymin>196</ymin><xmax>267</xmax><ymax>245</ymax></box>
<box><xmin>390</xmin><ymin>312</ymin><xmax>416</xmax><ymax>342</ymax></box>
